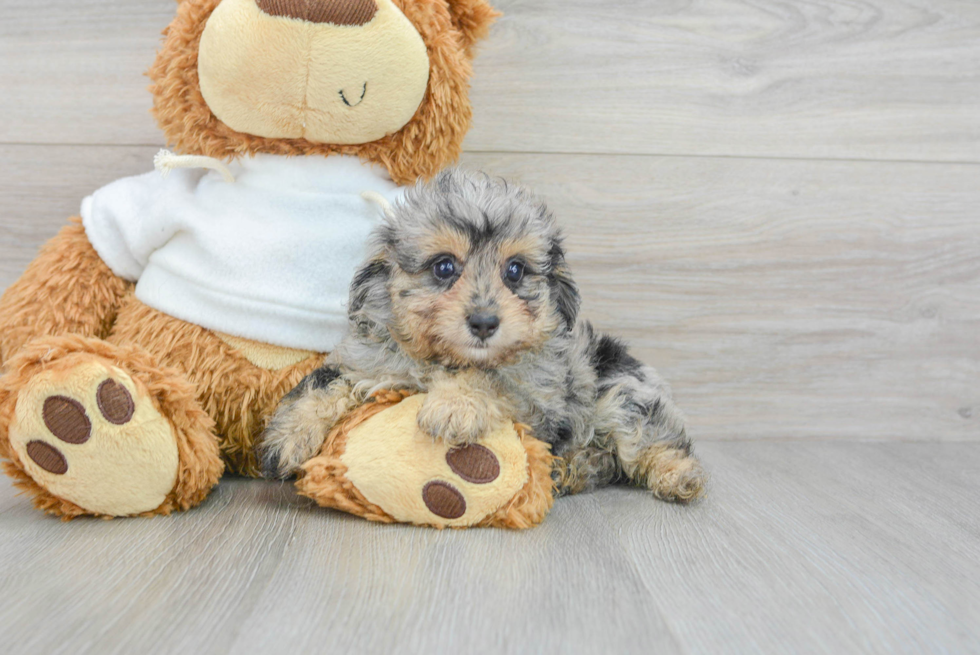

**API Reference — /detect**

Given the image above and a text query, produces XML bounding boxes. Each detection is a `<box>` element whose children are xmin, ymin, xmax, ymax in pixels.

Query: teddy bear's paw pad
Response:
<box><xmin>8</xmin><ymin>362</ymin><xmax>179</xmax><ymax>516</ymax></box>
<box><xmin>422</xmin><ymin>481</ymin><xmax>467</xmax><ymax>519</ymax></box>
<box><xmin>446</xmin><ymin>444</ymin><xmax>500</xmax><ymax>484</ymax></box>
<box><xmin>95</xmin><ymin>380</ymin><xmax>136</xmax><ymax>424</ymax></box>
<box><xmin>41</xmin><ymin>396</ymin><xmax>92</xmax><ymax>445</ymax></box>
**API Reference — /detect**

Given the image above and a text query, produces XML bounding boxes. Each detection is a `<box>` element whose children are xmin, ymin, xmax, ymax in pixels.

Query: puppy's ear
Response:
<box><xmin>446</xmin><ymin>0</ymin><xmax>500</xmax><ymax>57</ymax></box>
<box><xmin>348</xmin><ymin>258</ymin><xmax>393</xmax><ymax>341</ymax></box>
<box><xmin>547</xmin><ymin>241</ymin><xmax>580</xmax><ymax>330</ymax></box>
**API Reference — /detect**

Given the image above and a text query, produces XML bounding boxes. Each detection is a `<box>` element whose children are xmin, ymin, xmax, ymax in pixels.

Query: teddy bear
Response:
<box><xmin>0</xmin><ymin>0</ymin><xmax>557</xmax><ymax>528</ymax></box>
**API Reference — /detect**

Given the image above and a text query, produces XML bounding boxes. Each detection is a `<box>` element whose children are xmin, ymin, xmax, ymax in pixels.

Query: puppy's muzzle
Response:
<box><xmin>467</xmin><ymin>312</ymin><xmax>500</xmax><ymax>340</ymax></box>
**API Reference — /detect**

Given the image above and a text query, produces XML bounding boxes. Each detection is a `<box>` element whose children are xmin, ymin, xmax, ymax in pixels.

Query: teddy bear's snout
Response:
<box><xmin>256</xmin><ymin>0</ymin><xmax>378</xmax><ymax>26</ymax></box>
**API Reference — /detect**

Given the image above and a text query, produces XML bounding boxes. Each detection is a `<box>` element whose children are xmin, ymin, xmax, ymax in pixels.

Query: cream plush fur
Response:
<box><xmin>215</xmin><ymin>333</ymin><xmax>318</xmax><ymax>370</ymax></box>
<box><xmin>199</xmin><ymin>0</ymin><xmax>430</xmax><ymax>144</ymax></box>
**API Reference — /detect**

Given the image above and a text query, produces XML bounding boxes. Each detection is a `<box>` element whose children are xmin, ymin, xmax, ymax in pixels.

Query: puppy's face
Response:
<box><xmin>350</xmin><ymin>170</ymin><xmax>580</xmax><ymax>368</ymax></box>
<box><xmin>388</xmin><ymin>223</ymin><xmax>557</xmax><ymax>367</ymax></box>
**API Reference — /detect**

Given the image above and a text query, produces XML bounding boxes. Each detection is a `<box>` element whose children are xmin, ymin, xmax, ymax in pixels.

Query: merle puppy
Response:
<box><xmin>261</xmin><ymin>169</ymin><xmax>705</xmax><ymax>501</ymax></box>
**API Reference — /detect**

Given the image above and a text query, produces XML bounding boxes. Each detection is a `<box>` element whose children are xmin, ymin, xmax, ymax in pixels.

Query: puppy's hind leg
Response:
<box><xmin>553</xmin><ymin>445</ymin><xmax>621</xmax><ymax>496</ymax></box>
<box><xmin>259</xmin><ymin>366</ymin><xmax>364</xmax><ymax>479</ymax></box>
<box><xmin>592</xmin><ymin>339</ymin><xmax>706</xmax><ymax>502</ymax></box>
<box><xmin>597</xmin><ymin>387</ymin><xmax>706</xmax><ymax>502</ymax></box>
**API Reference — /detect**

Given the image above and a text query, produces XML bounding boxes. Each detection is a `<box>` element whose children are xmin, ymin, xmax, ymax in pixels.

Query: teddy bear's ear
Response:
<box><xmin>446</xmin><ymin>0</ymin><xmax>500</xmax><ymax>56</ymax></box>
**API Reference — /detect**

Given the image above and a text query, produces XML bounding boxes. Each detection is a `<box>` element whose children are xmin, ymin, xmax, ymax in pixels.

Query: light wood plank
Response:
<box><xmin>467</xmin><ymin>0</ymin><xmax>980</xmax><ymax>161</ymax></box>
<box><xmin>0</xmin><ymin>146</ymin><xmax>160</xmax><ymax>288</ymax></box>
<box><xmin>599</xmin><ymin>441</ymin><xmax>980</xmax><ymax>654</ymax></box>
<box><xmin>0</xmin><ymin>480</ymin><xmax>301</xmax><ymax>654</ymax></box>
<box><xmin>1</xmin><ymin>443</ymin><xmax>979</xmax><ymax>653</ymax></box>
<box><xmin>227</xmin><ymin>491</ymin><xmax>681</xmax><ymax>654</ymax></box>
<box><xmin>0</xmin><ymin>478</ymin><xmax>683</xmax><ymax>655</ymax></box>
<box><xmin>0</xmin><ymin>0</ymin><xmax>169</xmax><ymax>146</ymax></box>
<box><xmin>1</xmin><ymin>145</ymin><xmax>977</xmax><ymax>441</ymax></box>
<box><xmin>1</xmin><ymin>1</ymin><xmax>978</xmax><ymax>162</ymax></box>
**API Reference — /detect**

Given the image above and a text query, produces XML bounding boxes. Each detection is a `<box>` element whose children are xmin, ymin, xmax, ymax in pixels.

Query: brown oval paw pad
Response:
<box><xmin>26</xmin><ymin>441</ymin><xmax>68</xmax><ymax>475</ymax></box>
<box><xmin>422</xmin><ymin>481</ymin><xmax>466</xmax><ymax>519</ymax></box>
<box><xmin>446</xmin><ymin>444</ymin><xmax>500</xmax><ymax>484</ymax></box>
<box><xmin>97</xmin><ymin>379</ymin><xmax>135</xmax><ymax>425</ymax></box>
<box><xmin>42</xmin><ymin>396</ymin><xmax>91</xmax><ymax>445</ymax></box>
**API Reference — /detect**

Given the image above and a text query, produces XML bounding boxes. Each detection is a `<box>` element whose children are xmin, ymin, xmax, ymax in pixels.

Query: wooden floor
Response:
<box><xmin>1</xmin><ymin>0</ymin><xmax>978</xmax><ymax>653</ymax></box>
<box><xmin>2</xmin><ymin>441</ymin><xmax>979</xmax><ymax>654</ymax></box>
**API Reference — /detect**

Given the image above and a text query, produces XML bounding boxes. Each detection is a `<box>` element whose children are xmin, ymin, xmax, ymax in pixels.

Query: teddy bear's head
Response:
<box><xmin>149</xmin><ymin>0</ymin><xmax>497</xmax><ymax>184</ymax></box>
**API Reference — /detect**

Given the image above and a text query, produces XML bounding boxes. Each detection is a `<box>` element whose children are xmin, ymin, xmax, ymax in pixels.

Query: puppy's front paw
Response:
<box><xmin>416</xmin><ymin>394</ymin><xmax>496</xmax><ymax>446</ymax></box>
<box><xmin>260</xmin><ymin>373</ymin><xmax>360</xmax><ymax>479</ymax></box>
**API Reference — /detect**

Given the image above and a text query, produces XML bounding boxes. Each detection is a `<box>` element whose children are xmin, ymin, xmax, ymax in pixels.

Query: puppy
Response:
<box><xmin>261</xmin><ymin>169</ymin><xmax>706</xmax><ymax>501</ymax></box>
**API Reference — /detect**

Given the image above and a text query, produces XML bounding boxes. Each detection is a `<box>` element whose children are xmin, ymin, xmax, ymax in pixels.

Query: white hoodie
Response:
<box><xmin>81</xmin><ymin>154</ymin><xmax>405</xmax><ymax>352</ymax></box>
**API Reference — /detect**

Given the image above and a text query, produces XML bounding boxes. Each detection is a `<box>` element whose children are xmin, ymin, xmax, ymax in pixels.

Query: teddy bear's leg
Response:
<box><xmin>0</xmin><ymin>335</ymin><xmax>223</xmax><ymax>519</ymax></box>
<box><xmin>297</xmin><ymin>392</ymin><xmax>556</xmax><ymax>529</ymax></box>
<box><xmin>0</xmin><ymin>218</ymin><xmax>132</xmax><ymax>367</ymax></box>
<box><xmin>103</xmin><ymin>297</ymin><xmax>326</xmax><ymax>478</ymax></box>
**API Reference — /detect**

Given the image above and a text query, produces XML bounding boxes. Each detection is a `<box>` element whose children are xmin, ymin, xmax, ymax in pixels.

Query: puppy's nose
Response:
<box><xmin>256</xmin><ymin>0</ymin><xmax>378</xmax><ymax>26</ymax></box>
<box><xmin>468</xmin><ymin>313</ymin><xmax>500</xmax><ymax>340</ymax></box>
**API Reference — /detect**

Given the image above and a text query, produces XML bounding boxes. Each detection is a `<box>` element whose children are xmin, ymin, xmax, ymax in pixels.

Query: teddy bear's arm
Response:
<box><xmin>0</xmin><ymin>218</ymin><xmax>132</xmax><ymax>366</ymax></box>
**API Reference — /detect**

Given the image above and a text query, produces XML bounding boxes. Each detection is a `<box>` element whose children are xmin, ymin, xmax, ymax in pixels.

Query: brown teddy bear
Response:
<box><xmin>0</xmin><ymin>0</ymin><xmax>555</xmax><ymax>528</ymax></box>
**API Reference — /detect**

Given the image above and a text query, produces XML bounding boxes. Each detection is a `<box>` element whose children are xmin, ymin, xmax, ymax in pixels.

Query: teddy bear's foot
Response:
<box><xmin>297</xmin><ymin>391</ymin><xmax>557</xmax><ymax>529</ymax></box>
<box><xmin>0</xmin><ymin>336</ymin><xmax>223</xmax><ymax>519</ymax></box>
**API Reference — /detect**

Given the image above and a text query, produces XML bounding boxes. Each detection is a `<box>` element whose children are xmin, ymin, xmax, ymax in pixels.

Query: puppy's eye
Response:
<box><xmin>432</xmin><ymin>257</ymin><xmax>457</xmax><ymax>281</ymax></box>
<box><xmin>505</xmin><ymin>260</ymin><xmax>525</xmax><ymax>284</ymax></box>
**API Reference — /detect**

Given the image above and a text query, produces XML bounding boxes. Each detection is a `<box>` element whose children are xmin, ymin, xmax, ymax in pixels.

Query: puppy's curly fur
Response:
<box><xmin>261</xmin><ymin>169</ymin><xmax>706</xmax><ymax>501</ymax></box>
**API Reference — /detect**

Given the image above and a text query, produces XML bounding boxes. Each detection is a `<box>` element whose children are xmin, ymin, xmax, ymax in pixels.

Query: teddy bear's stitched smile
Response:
<box><xmin>339</xmin><ymin>83</ymin><xmax>368</xmax><ymax>108</ymax></box>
